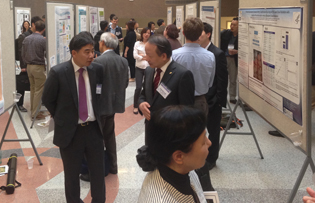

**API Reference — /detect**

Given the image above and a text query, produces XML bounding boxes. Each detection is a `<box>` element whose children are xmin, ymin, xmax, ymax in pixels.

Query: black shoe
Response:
<box><xmin>80</xmin><ymin>173</ymin><xmax>90</xmax><ymax>182</ymax></box>
<box><xmin>268</xmin><ymin>130</ymin><xmax>284</xmax><ymax>137</ymax></box>
<box><xmin>18</xmin><ymin>106</ymin><xmax>27</xmax><ymax>112</ymax></box>
<box><xmin>229</xmin><ymin>99</ymin><xmax>237</xmax><ymax>104</ymax></box>
<box><xmin>109</xmin><ymin>169</ymin><xmax>118</xmax><ymax>174</ymax></box>
<box><xmin>208</xmin><ymin>162</ymin><xmax>216</xmax><ymax>170</ymax></box>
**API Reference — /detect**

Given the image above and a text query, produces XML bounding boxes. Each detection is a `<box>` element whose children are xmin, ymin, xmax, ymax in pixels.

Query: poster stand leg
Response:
<box><xmin>0</xmin><ymin>102</ymin><xmax>43</xmax><ymax>165</ymax></box>
<box><xmin>287</xmin><ymin>156</ymin><xmax>315</xmax><ymax>203</ymax></box>
<box><xmin>223</xmin><ymin>101</ymin><xmax>240</xmax><ymax>129</ymax></box>
<box><xmin>219</xmin><ymin>99</ymin><xmax>264</xmax><ymax>159</ymax></box>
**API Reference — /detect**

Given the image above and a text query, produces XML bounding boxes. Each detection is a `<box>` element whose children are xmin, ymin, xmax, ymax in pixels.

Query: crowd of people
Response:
<box><xmin>15</xmin><ymin>13</ymin><xmax>313</xmax><ymax>203</ymax></box>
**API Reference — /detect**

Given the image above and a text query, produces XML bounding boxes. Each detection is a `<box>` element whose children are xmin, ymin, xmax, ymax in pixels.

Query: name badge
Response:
<box><xmin>96</xmin><ymin>84</ymin><xmax>102</xmax><ymax>94</ymax></box>
<box><xmin>156</xmin><ymin>82</ymin><xmax>171</xmax><ymax>99</ymax></box>
<box><xmin>116</xmin><ymin>31</ymin><xmax>121</xmax><ymax>36</ymax></box>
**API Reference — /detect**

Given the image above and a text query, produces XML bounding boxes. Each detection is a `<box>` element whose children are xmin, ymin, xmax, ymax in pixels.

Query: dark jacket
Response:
<box><xmin>220</xmin><ymin>29</ymin><xmax>238</xmax><ymax>66</ymax></box>
<box><xmin>123</xmin><ymin>30</ymin><xmax>137</xmax><ymax>59</ymax></box>
<box><xmin>17</xmin><ymin>29</ymin><xmax>32</xmax><ymax>68</ymax></box>
<box><xmin>94</xmin><ymin>30</ymin><xmax>105</xmax><ymax>52</ymax></box>
<box><xmin>205</xmin><ymin>43</ymin><xmax>228</xmax><ymax>110</ymax></box>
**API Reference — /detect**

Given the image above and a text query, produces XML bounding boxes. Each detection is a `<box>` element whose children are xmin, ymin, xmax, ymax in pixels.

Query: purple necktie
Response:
<box><xmin>78</xmin><ymin>68</ymin><xmax>88</xmax><ymax>121</ymax></box>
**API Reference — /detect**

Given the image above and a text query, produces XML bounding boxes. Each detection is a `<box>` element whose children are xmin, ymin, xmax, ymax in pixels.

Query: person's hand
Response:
<box><xmin>119</xmin><ymin>38</ymin><xmax>123</xmax><ymax>42</ymax></box>
<box><xmin>303</xmin><ymin>187</ymin><xmax>315</xmax><ymax>203</ymax></box>
<box><xmin>124</xmin><ymin>52</ymin><xmax>127</xmax><ymax>58</ymax></box>
<box><xmin>21</xmin><ymin>68</ymin><xmax>26</xmax><ymax>72</ymax></box>
<box><xmin>142</xmin><ymin>55</ymin><xmax>147</xmax><ymax>61</ymax></box>
<box><xmin>139</xmin><ymin>102</ymin><xmax>151</xmax><ymax>121</ymax></box>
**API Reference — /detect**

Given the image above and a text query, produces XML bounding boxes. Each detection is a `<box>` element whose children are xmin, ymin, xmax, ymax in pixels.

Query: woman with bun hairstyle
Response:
<box><xmin>137</xmin><ymin>105</ymin><xmax>211</xmax><ymax>203</ymax></box>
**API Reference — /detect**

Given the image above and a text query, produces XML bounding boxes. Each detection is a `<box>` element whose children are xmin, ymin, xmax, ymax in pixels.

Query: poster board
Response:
<box><xmin>176</xmin><ymin>5</ymin><xmax>185</xmax><ymax>45</ymax></box>
<box><xmin>238</xmin><ymin>0</ymin><xmax>310</xmax><ymax>152</ymax></box>
<box><xmin>98</xmin><ymin>7</ymin><xmax>105</xmax><ymax>27</ymax></box>
<box><xmin>14</xmin><ymin>7</ymin><xmax>31</xmax><ymax>38</ymax></box>
<box><xmin>46</xmin><ymin>2</ymin><xmax>74</xmax><ymax>70</ymax></box>
<box><xmin>89</xmin><ymin>7</ymin><xmax>98</xmax><ymax>37</ymax></box>
<box><xmin>200</xmin><ymin>1</ymin><xmax>220</xmax><ymax>47</ymax></box>
<box><xmin>167</xmin><ymin>7</ymin><xmax>172</xmax><ymax>25</ymax></box>
<box><xmin>0</xmin><ymin>1</ymin><xmax>15</xmax><ymax>111</ymax></box>
<box><xmin>75</xmin><ymin>5</ymin><xmax>89</xmax><ymax>34</ymax></box>
<box><xmin>185</xmin><ymin>2</ymin><xmax>198</xmax><ymax>19</ymax></box>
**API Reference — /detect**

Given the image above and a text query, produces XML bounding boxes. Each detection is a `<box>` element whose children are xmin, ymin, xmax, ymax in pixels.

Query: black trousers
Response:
<box><xmin>127</xmin><ymin>57</ymin><xmax>136</xmax><ymax>78</ymax></box>
<box><xmin>101</xmin><ymin>114</ymin><xmax>117</xmax><ymax>173</ymax></box>
<box><xmin>16</xmin><ymin>90</ymin><xmax>25</xmax><ymax>107</ymax></box>
<box><xmin>206</xmin><ymin>102</ymin><xmax>222</xmax><ymax>164</ymax></box>
<box><xmin>134</xmin><ymin>67</ymin><xmax>145</xmax><ymax>108</ymax></box>
<box><xmin>59</xmin><ymin>121</ymin><xmax>105</xmax><ymax>203</ymax></box>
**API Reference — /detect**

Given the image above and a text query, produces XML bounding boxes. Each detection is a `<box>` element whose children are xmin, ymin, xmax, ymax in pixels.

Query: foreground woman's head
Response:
<box><xmin>137</xmin><ymin>105</ymin><xmax>211</xmax><ymax>174</ymax></box>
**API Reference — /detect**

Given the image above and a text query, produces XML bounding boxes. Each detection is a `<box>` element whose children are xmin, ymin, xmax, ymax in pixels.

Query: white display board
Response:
<box><xmin>167</xmin><ymin>7</ymin><xmax>172</xmax><ymax>25</ymax></box>
<box><xmin>98</xmin><ymin>7</ymin><xmax>105</xmax><ymax>26</ymax></box>
<box><xmin>75</xmin><ymin>5</ymin><xmax>89</xmax><ymax>34</ymax></box>
<box><xmin>185</xmin><ymin>2</ymin><xmax>197</xmax><ymax>19</ymax></box>
<box><xmin>46</xmin><ymin>2</ymin><xmax>74</xmax><ymax>70</ymax></box>
<box><xmin>89</xmin><ymin>7</ymin><xmax>98</xmax><ymax>37</ymax></box>
<box><xmin>0</xmin><ymin>25</ymin><xmax>3</xmax><ymax>114</ymax></box>
<box><xmin>200</xmin><ymin>1</ymin><xmax>220</xmax><ymax>46</ymax></box>
<box><xmin>14</xmin><ymin>7</ymin><xmax>31</xmax><ymax>38</ymax></box>
<box><xmin>176</xmin><ymin>5</ymin><xmax>185</xmax><ymax>45</ymax></box>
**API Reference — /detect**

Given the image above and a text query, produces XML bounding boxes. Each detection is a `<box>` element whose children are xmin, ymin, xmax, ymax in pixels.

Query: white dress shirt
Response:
<box><xmin>72</xmin><ymin>58</ymin><xmax>96</xmax><ymax>123</ymax></box>
<box><xmin>153</xmin><ymin>58</ymin><xmax>172</xmax><ymax>84</ymax></box>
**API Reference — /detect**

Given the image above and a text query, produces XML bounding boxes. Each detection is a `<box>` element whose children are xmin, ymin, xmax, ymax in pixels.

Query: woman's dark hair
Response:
<box><xmin>140</xmin><ymin>27</ymin><xmax>149</xmax><ymax>42</ymax></box>
<box><xmin>22</xmin><ymin>21</ymin><xmax>30</xmax><ymax>33</ymax></box>
<box><xmin>136</xmin><ymin>105</ymin><xmax>206</xmax><ymax>172</ymax></box>
<box><xmin>126</xmin><ymin>20</ymin><xmax>135</xmax><ymax>31</ymax></box>
<box><xmin>165</xmin><ymin>24</ymin><xmax>179</xmax><ymax>39</ymax></box>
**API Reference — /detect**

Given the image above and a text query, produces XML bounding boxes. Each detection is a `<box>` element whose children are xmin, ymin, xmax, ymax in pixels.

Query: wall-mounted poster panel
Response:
<box><xmin>176</xmin><ymin>5</ymin><xmax>185</xmax><ymax>45</ymax></box>
<box><xmin>200</xmin><ymin>1</ymin><xmax>220</xmax><ymax>46</ymax></box>
<box><xmin>185</xmin><ymin>2</ymin><xmax>197</xmax><ymax>19</ymax></box>
<box><xmin>15</xmin><ymin>7</ymin><xmax>31</xmax><ymax>38</ymax></box>
<box><xmin>98</xmin><ymin>7</ymin><xmax>105</xmax><ymax>26</ymax></box>
<box><xmin>239</xmin><ymin>8</ymin><xmax>303</xmax><ymax>126</ymax></box>
<box><xmin>89</xmin><ymin>7</ymin><xmax>98</xmax><ymax>37</ymax></box>
<box><xmin>75</xmin><ymin>5</ymin><xmax>88</xmax><ymax>34</ymax></box>
<box><xmin>46</xmin><ymin>2</ymin><xmax>74</xmax><ymax>70</ymax></box>
<box><xmin>167</xmin><ymin>7</ymin><xmax>172</xmax><ymax>25</ymax></box>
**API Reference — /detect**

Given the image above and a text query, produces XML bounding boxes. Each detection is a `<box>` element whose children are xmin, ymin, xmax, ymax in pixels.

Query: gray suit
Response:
<box><xmin>94</xmin><ymin>50</ymin><xmax>129</xmax><ymax>173</ymax></box>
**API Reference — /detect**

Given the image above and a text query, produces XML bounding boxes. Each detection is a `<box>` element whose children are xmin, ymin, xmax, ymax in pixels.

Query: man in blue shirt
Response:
<box><xmin>107</xmin><ymin>16</ymin><xmax>123</xmax><ymax>55</ymax></box>
<box><xmin>172</xmin><ymin>17</ymin><xmax>216</xmax><ymax>114</ymax></box>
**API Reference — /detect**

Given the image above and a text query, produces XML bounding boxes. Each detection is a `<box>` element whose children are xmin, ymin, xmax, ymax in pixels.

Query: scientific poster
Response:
<box><xmin>78</xmin><ymin>7</ymin><xmax>87</xmax><ymax>33</ymax></box>
<box><xmin>0</xmin><ymin>25</ymin><xmax>4</xmax><ymax>114</ymax></box>
<box><xmin>167</xmin><ymin>7</ymin><xmax>172</xmax><ymax>25</ymax></box>
<box><xmin>16</xmin><ymin>8</ymin><xmax>30</xmax><ymax>37</ymax></box>
<box><xmin>55</xmin><ymin>6</ymin><xmax>71</xmax><ymax>65</ymax></box>
<box><xmin>89</xmin><ymin>7</ymin><xmax>98</xmax><ymax>37</ymax></box>
<box><xmin>176</xmin><ymin>6</ymin><xmax>184</xmax><ymax>44</ymax></box>
<box><xmin>200</xmin><ymin>6</ymin><xmax>216</xmax><ymax>45</ymax></box>
<box><xmin>239</xmin><ymin>8</ymin><xmax>303</xmax><ymax>125</ymax></box>
<box><xmin>186</xmin><ymin>3</ymin><xmax>197</xmax><ymax>18</ymax></box>
<box><xmin>98</xmin><ymin>8</ymin><xmax>104</xmax><ymax>21</ymax></box>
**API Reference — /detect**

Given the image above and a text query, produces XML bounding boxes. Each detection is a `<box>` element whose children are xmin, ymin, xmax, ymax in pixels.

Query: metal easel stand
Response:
<box><xmin>0</xmin><ymin>102</ymin><xmax>43</xmax><ymax>165</ymax></box>
<box><xmin>30</xmin><ymin>99</ymin><xmax>42</xmax><ymax>129</ymax></box>
<box><xmin>219</xmin><ymin>98</ymin><xmax>264</xmax><ymax>159</ymax></box>
<box><xmin>223</xmin><ymin>101</ymin><xmax>240</xmax><ymax>130</ymax></box>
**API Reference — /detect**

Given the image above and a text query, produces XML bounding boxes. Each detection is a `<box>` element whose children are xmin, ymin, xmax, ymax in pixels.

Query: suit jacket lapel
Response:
<box><xmin>145</xmin><ymin>67</ymin><xmax>155</xmax><ymax>105</ymax></box>
<box><xmin>65</xmin><ymin>60</ymin><xmax>78</xmax><ymax>109</ymax></box>
<box><xmin>151</xmin><ymin>61</ymin><xmax>175</xmax><ymax>105</ymax></box>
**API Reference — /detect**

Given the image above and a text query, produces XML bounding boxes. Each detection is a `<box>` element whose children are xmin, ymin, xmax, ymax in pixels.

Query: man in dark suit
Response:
<box><xmin>200</xmin><ymin>23</ymin><xmax>228</xmax><ymax>169</ymax></box>
<box><xmin>94</xmin><ymin>32</ymin><xmax>129</xmax><ymax>174</ymax></box>
<box><xmin>138</xmin><ymin>35</ymin><xmax>195</xmax><ymax>144</ymax></box>
<box><xmin>42</xmin><ymin>34</ymin><xmax>105</xmax><ymax>203</ymax></box>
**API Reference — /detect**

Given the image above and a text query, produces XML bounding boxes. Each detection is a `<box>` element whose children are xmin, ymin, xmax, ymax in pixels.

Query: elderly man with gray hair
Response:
<box><xmin>93</xmin><ymin>32</ymin><xmax>129</xmax><ymax>174</ymax></box>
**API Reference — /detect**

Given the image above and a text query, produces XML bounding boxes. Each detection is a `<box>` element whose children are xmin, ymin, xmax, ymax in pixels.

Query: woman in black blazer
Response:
<box><xmin>123</xmin><ymin>21</ymin><xmax>137</xmax><ymax>82</ymax></box>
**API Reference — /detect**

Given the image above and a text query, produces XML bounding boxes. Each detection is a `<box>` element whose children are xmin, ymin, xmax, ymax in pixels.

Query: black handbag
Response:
<box><xmin>16</xmin><ymin>72</ymin><xmax>30</xmax><ymax>91</ymax></box>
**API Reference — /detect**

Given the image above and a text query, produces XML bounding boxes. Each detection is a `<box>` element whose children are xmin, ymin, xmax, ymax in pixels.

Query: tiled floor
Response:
<box><xmin>0</xmin><ymin>82</ymin><xmax>315</xmax><ymax>203</ymax></box>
